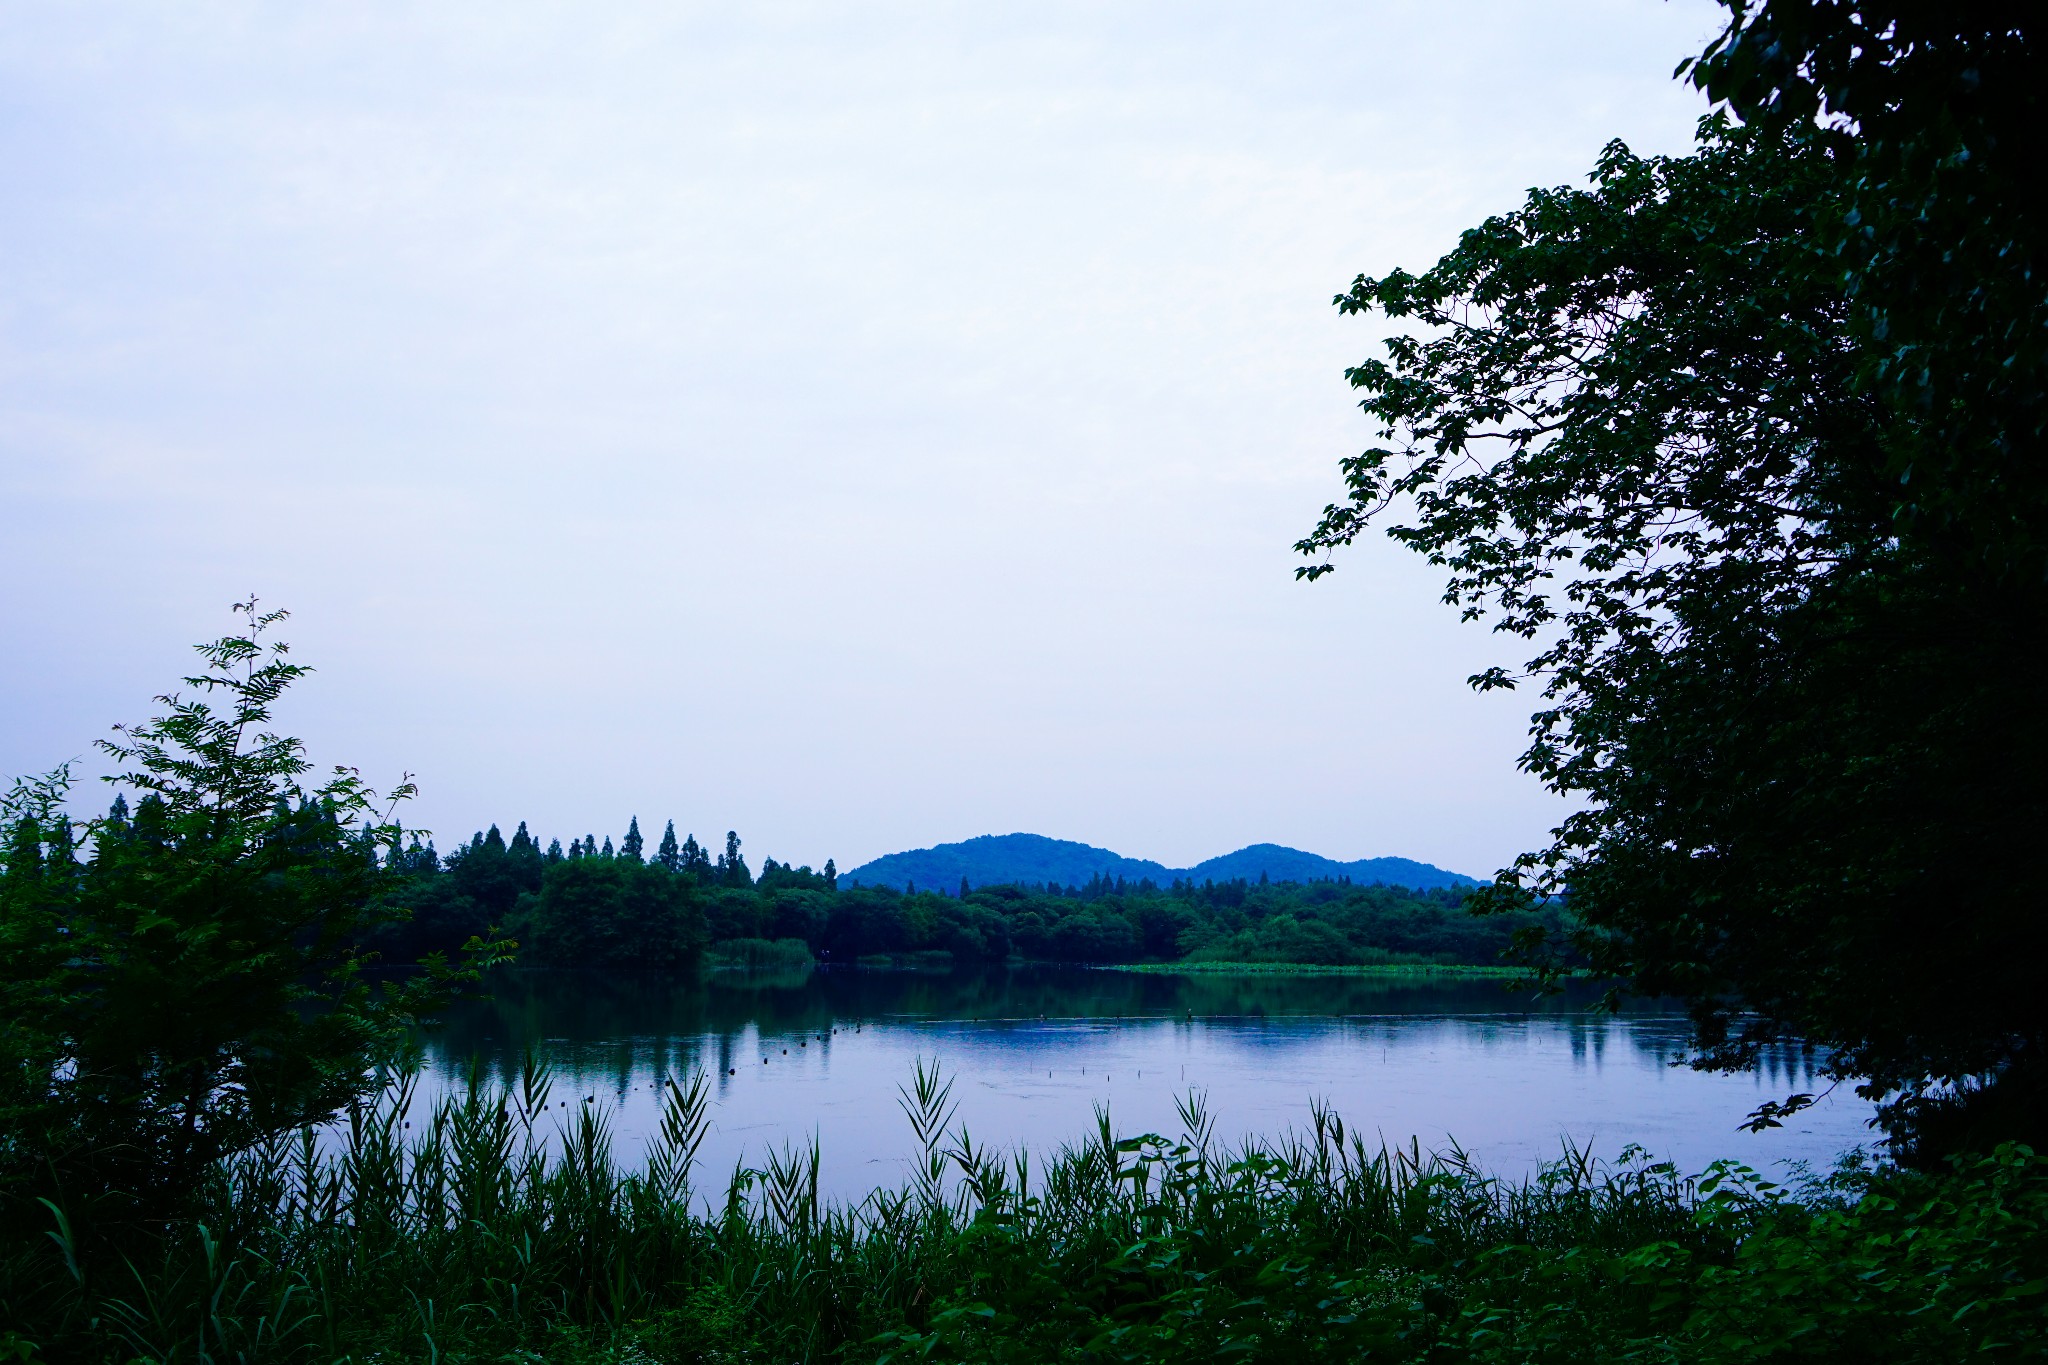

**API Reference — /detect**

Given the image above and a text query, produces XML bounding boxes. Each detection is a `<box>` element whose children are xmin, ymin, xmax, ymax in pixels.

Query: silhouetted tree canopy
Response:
<box><xmin>1300</xmin><ymin>6</ymin><xmax>2045</xmax><ymax>1157</ymax></box>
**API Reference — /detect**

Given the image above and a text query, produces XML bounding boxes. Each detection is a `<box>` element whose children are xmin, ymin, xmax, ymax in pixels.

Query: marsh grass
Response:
<box><xmin>1102</xmin><ymin>961</ymin><xmax>1531</xmax><ymax>978</ymax></box>
<box><xmin>703</xmin><ymin>938</ymin><xmax>816</xmax><ymax>971</ymax></box>
<box><xmin>5</xmin><ymin>1056</ymin><xmax>2043</xmax><ymax>1364</ymax></box>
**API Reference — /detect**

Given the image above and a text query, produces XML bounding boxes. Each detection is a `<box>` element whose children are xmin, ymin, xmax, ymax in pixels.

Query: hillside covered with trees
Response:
<box><xmin>838</xmin><ymin>832</ymin><xmax>1477</xmax><ymax>894</ymax></box>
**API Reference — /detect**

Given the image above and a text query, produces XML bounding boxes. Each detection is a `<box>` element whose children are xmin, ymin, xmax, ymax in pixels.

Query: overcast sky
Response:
<box><xmin>1</xmin><ymin>1</ymin><xmax>1722</xmax><ymax>876</ymax></box>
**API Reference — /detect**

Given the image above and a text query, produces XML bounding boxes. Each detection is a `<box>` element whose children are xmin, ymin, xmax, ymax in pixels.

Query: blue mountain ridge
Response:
<box><xmin>838</xmin><ymin>833</ymin><xmax>1477</xmax><ymax>893</ymax></box>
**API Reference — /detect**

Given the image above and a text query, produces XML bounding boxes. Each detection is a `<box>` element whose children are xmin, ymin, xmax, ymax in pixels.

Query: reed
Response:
<box><xmin>4</xmin><ymin>1056</ymin><xmax>2039</xmax><ymax>1364</ymax></box>
<box><xmin>703</xmin><ymin>937</ymin><xmax>817</xmax><ymax>970</ymax></box>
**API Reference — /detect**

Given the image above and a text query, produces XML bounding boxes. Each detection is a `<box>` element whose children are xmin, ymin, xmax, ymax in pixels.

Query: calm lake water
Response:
<box><xmin>417</xmin><ymin>965</ymin><xmax>1879</xmax><ymax>1204</ymax></box>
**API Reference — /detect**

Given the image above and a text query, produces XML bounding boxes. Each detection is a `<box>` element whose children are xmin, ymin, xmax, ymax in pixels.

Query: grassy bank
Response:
<box><xmin>1102</xmin><ymin>959</ymin><xmax>1529</xmax><ymax>978</ymax></box>
<box><xmin>4</xmin><ymin>1058</ymin><xmax>2043</xmax><ymax>1364</ymax></box>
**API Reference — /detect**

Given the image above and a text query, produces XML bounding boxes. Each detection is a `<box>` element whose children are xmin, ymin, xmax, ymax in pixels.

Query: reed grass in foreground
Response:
<box><xmin>5</xmin><ymin>1057</ymin><xmax>2044</xmax><ymax>1364</ymax></box>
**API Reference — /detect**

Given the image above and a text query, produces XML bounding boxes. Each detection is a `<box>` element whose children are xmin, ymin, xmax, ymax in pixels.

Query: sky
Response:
<box><xmin>0</xmin><ymin>0</ymin><xmax>1724</xmax><ymax>878</ymax></box>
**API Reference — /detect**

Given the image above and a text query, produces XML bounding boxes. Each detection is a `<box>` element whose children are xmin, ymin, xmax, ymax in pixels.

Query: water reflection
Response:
<box><xmin>415</xmin><ymin>965</ymin><xmax>1877</xmax><ymax>1202</ymax></box>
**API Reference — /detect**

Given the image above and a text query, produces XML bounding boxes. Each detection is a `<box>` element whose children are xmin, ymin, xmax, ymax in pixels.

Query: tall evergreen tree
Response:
<box><xmin>717</xmin><ymin>830</ymin><xmax>752</xmax><ymax>888</ymax></box>
<box><xmin>600</xmin><ymin>835</ymin><xmax>615</xmax><ymax>859</ymax></box>
<box><xmin>823</xmin><ymin>857</ymin><xmax>837</xmax><ymax>889</ymax></box>
<box><xmin>620</xmin><ymin>816</ymin><xmax>644</xmax><ymax>863</ymax></box>
<box><xmin>680</xmin><ymin>833</ymin><xmax>710</xmax><ymax>876</ymax></box>
<box><xmin>545</xmin><ymin>837</ymin><xmax>563</xmax><ymax>864</ymax></box>
<box><xmin>656</xmin><ymin>820</ymin><xmax>681</xmax><ymax>872</ymax></box>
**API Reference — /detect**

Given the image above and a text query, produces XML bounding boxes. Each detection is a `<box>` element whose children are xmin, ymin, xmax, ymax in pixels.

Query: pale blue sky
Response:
<box><xmin>1</xmin><ymin>1</ymin><xmax>1722</xmax><ymax>875</ymax></box>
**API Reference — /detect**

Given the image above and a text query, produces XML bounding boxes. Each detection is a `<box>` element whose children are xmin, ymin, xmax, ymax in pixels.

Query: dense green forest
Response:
<box><xmin>372</xmin><ymin>817</ymin><xmax>1540</xmax><ymax>970</ymax></box>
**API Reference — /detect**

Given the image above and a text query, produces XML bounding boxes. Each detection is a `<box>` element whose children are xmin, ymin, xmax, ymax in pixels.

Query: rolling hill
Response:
<box><xmin>838</xmin><ymin>833</ymin><xmax>1477</xmax><ymax>893</ymax></box>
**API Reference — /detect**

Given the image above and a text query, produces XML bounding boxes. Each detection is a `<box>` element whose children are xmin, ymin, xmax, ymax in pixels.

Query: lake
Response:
<box><xmin>416</xmin><ymin>964</ymin><xmax>1880</xmax><ymax>1204</ymax></box>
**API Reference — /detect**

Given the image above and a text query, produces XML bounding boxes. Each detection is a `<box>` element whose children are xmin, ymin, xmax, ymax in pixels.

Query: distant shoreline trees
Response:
<box><xmin>374</xmin><ymin>817</ymin><xmax>1542</xmax><ymax>972</ymax></box>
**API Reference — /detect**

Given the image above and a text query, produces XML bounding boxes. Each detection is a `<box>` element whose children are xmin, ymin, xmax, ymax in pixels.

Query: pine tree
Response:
<box><xmin>600</xmin><ymin>836</ymin><xmax>615</xmax><ymax>859</ymax></box>
<box><xmin>823</xmin><ymin>857</ymin><xmax>837</xmax><ymax>890</ymax></box>
<box><xmin>621</xmin><ymin>816</ymin><xmax>644</xmax><ymax>863</ymax></box>
<box><xmin>483</xmin><ymin>824</ymin><xmax>506</xmax><ymax>855</ymax></box>
<box><xmin>546</xmin><ymin>837</ymin><xmax>564</xmax><ymax>863</ymax></box>
<box><xmin>510</xmin><ymin>821</ymin><xmax>533</xmax><ymax>856</ymax></box>
<box><xmin>960</xmin><ymin>876</ymin><xmax>971</xmax><ymax>898</ymax></box>
<box><xmin>656</xmin><ymin>820</ymin><xmax>681</xmax><ymax>872</ymax></box>
<box><xmin>680</xmin><ymin>833</ymin><xmax>709</xmax><ymax>876</ymax></box>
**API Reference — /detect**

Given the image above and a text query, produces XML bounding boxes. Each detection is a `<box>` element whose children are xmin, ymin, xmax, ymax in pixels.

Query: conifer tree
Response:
<box><xmin>716</xmin><ymin>830</ymin><xmax>751</xmax><ymax>888</ymax></box>
<box><xmin>656</xmin><ymin>820</ymin><xmax>680</xmax><ymax>872</ymax></box>
<box><xmin>823</xmin><ymin>857</ymin><xmax>837</xmax><ymax>890</ymax></box>
<box><xmin>600</xmin><ymin>835</ymin><xmax>614</xmax><ymax>859</ymax></box>
<box><xmin>483</xmin><ymin>824</ymin><xmax>506</xmax><ymax>855</ymax></box>
<box><xmin>620</xmin><ymin>816</ymin><xmax>644</xmax><ymax>863</ymax></box>
<box><xmin>680</xmin><ymin>832</ymin><xmax>709</xmax><ymax>876</ymax></box>
<box><xmin>545</xmin><ymin>837</ymin><xmax>564</xmax><ymax>863</ymax></box>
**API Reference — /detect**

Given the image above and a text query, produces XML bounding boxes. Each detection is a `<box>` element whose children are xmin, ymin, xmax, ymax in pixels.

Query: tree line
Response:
<box><xmin>373</xmin><ymin>818</ymin><xmax>1547</xmax><ymax>970</ymax></box>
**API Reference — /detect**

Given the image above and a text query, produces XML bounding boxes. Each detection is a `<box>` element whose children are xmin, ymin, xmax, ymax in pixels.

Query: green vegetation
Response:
<box><xmin>4</xmin><ymin>1056</ymin><xmax>2043</xmax><ymax>1364</ymax></box>
<box><xmin>376</xmin><ymin>818</ymin><xmax>1543</xmax><ymax>972</ymax></box>
<box><xmin>1299</xmin><ymin>3</ymin><xmax>2047</xmax><ymax>1157</ymax></box>
<box><xmin>0</xmin><ymin>603</ymin><xmax>504</xmax><ymax>1238</ymax></box>
<box><xmin>1104</xmin><ymin>961</ymin><xmax>1526</xmax><ymax>979</ymax></box>
<box><xmin>6</xmin><ymin>3</ymin><xmax>2047</xmax><ymax>1357</ymax></box>
<box><xmin>704</xmin><ymin>937</ymin><xmax>817</xmax><ymax>971</ymax></box>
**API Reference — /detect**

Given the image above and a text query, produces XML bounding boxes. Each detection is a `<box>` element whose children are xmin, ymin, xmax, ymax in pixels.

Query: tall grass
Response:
<box><xmin>1106</xmin><ymin>960</ymin><xmax>1529</xmax><ymax>978</ymax></box>
<box><xmin>5</xmin><ymin>1056</ymin><xmax>2043</xmax><ymax>1363</ymax></box>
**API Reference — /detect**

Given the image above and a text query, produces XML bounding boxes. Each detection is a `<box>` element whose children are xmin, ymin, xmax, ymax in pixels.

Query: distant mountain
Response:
<box><xmin>839</xmin><ymin>833</ymin><xmax>1477</xmax><ymax>893</ymax></box>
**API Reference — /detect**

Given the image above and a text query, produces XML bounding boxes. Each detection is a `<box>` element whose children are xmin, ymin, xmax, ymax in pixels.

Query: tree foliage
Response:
<box><xmin>1685</xmin><ymin>1</ymin><xmax>2044</xmax><ymax>574</ymax></box>
<box><xmin>0</xmin><ymin>603</ymin><xmax>504</xmax><ymax>1224</ymax></box>
<box><xmin>1299</xmin><ymin>10</ymin><xmax>2046</xmax><ymax>1156</ymax></box>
